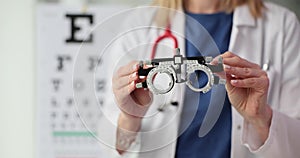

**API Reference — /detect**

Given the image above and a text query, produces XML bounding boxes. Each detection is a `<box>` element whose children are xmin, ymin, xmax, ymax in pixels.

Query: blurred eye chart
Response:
<box><xmin>36</xmin><ymin>3</ymin><xmax>128</xmax><ymax>158</ymax></box>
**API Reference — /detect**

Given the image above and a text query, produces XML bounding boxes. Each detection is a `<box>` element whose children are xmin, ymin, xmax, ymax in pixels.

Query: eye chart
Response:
<box><xmin>36</xmin><ymin>3</ymin><xmax>128</xmax><ymax>158</ymax></box>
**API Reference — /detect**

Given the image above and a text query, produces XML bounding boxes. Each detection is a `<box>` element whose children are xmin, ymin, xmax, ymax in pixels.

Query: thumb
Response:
<box><xmin>225</xmin><ymin>74</ymin><xmax>235</xmax><ymax>93</ymax></box>
<box><xmin>132</xmin><ymin>89</ymin><xmax>153</xmax><ymax>106</ymax></box>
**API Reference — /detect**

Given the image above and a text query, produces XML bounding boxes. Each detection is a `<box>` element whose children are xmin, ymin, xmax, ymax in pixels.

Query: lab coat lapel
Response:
<box><xmin>229</xmin><ymin>4</ymin><xmax>264</xmax><ymax>158</ymax></box>
<box><xmin>229</xmin><ymin>4</ymin><xmax>263</xmax><ymax>65</ymax></box>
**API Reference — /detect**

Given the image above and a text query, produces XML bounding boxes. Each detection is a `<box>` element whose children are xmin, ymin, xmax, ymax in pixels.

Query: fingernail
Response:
<box><xmin>225</xmin><ymin>65</ymin><xmax>231</xmax><ymax>69</ymax></box>
<box><xmin>131</xmin><ymin>81</ymin><xmax>135</xmax><ymax>85</ymax></box>
<box><xmin>131</xmin><ymin>72</ymin><xmax>137</xmax><ymax>78</ymax></box>
<box><xmin>132</xmin><ymin>64</ymin><xmax>138</xmax><ymax>71</ymax></box>
<box><xmin>210</xmin><ymin>57</ymin><xmax>218</xmax><ymax>64</ymax></box>
<box><xmin>231</xmin><ymin>80</ymin><xmax>238</xmax><ymax>84</ymax></box>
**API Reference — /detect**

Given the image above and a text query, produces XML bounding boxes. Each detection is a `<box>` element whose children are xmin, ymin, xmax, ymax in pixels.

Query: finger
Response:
<box><xmin>221</xmin><ymin>51</ymin><xmax>236</xmax><ymax>58</ymax></box>
<box><xmin>210</xmin><ymin>55</ymin><xmax>222</xmax><ymax>65</ymax></box>
<box><xmin>131</xmin><ymin>88</ymin><xmax>152</xmax><ymax>106</ymax></box>
<box><xmin>223</xmin><ymin>56</ymin><xmax>260</xmax><ymax>69</ymax></box>
<box><xmin>224</xmin><ymin>65</ymin><xmax>266</xmax><ymax>78</ymax></box>
<box><xmin>113</xmin><ymin>72</ymin><xmax>138</xmax><ymax>90</ymax></box>
<box><xmin>230</xmin><ymin>76</ymin><xmax>269</xmax><ymax>89</ymax></box>
<box><xmin>221</xmin><ymin>52</ymin><xmax>260</xmax><ymax>69</ymax></box>
<box><xmin>115</xmin><ymin>81</ymin><xmax>136</xmax><ymax>102</ymax></box>
<box><xmin>116</xmin><ymin>61</ymin><xmax>139</xmax><ymax>77</ymax></box>
<box><xmin>225</xmin><ymin>73</ymin><xmax>235</xmax><ymax>90</ymax></box>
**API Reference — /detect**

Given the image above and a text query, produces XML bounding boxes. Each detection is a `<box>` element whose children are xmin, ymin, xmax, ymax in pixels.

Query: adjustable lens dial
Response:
<box><xmin>146</xmin><ymin>66</ymin><xmax>176</xmax><ymax>95</ymax></box>
<box><xmin>186</xmin><ymin>64</ymin><xmax>214</xmax><ymax>93</ymax></box>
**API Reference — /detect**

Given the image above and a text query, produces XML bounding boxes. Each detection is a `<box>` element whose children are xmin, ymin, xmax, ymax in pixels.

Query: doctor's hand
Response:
<box><xmin>112</xmin><ymin>61</ymin><xmax>152</xmax><ymax>154</ymax></box>
<box><xmin>221</xmin><ymin>52</ymin><xmax>273</xmax><ymax>143</ymax></box>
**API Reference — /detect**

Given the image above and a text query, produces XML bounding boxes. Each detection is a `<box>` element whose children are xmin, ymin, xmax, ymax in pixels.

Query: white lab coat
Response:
<box><xmin>98</xmin><ymin>2</ymin><xmax>300</xmax><ymax>158</ymax></box>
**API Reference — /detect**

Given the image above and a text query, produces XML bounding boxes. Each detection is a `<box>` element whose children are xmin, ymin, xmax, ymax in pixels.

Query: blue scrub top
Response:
<box><xmin>175</xmin><ymin>12</ymin><xmax>233</xmax><ymax>158</ymax></box>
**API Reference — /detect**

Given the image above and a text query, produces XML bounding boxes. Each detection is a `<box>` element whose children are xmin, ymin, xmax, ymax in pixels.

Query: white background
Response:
<box><xmin>0</xmin><ymin>0</ymin><xmax>35</xmax><ymax>158</ymax></box>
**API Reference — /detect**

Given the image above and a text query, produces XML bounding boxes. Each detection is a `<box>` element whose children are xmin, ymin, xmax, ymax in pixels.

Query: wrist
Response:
<box><xmin>118</xmin><ymin>112</ymin><xmax>142</xmax><ymax>132</ymax></box>
<box><xmin>249</xmin><ymin>105</ymin><xmax>272</xmax><ymax>128</ymax></box>
<box><xmin>247</xmin><ymin>105</ymin><xmax>273</xmax><ymax>142</ymax></box>
<box><xmin>116</xmin><ymin>112</ymin><xmax>142</xmax><ymax>154</ymax></box>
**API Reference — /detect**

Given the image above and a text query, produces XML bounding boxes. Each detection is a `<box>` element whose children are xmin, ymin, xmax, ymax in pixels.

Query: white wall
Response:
<box><xmin>0</xmin><ymin>1</ymin><xmax>150</xmax><ymax>158</ymax></box>
<box><xmin>0</xmin><ymin>0</ymin><xmax>35</xmax><ymax>158</ymax></box>
<box><xmin>0</xmin><ymin>1</ymin><xmax>151</xmax><ymax>158</ymax></box>
<box><xmin>269</xmin><ymin>0</ymin><xmax>300</xmax><ymax>19</ymax></box>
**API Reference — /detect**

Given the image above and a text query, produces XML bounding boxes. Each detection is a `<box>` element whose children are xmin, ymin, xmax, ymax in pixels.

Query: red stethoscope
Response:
<box><xmin>145</xmin><ymin>24</ymin><xmax>180</xmax><ymax>109</ymax></box>
<box><xmin>150</xmin><ymin>25</ymin><xmax>179</xmax><ymax>59</ymax></box>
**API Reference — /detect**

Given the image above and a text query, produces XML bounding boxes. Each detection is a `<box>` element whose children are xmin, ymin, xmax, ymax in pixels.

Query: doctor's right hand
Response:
<box><xmin>112</xmin><ymin>61</ymin><xmax>153</xmax><ymax>153</ymax></box>
<box><xmin>113</xmin><ymin>61</ymin><xmax>153</xmax><ymax>119</ymax></box>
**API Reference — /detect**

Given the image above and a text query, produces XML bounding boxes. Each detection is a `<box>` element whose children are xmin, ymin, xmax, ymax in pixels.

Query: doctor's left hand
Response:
<box><xmin>221</xmin><ymin>52</ymin><xmax>273</xmax><ymax>143</ymax></box>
